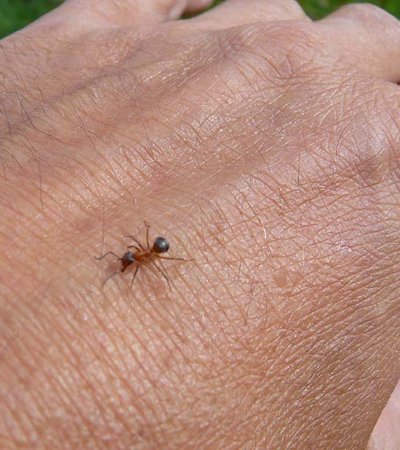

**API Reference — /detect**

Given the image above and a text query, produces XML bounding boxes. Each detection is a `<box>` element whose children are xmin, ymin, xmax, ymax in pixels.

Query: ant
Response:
<box><xmin>95</xmin><ymin>222</ymin><xmax>191</xmax><ymax>289</ymax></box>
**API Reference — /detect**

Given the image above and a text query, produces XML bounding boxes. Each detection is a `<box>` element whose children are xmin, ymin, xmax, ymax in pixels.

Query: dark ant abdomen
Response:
<box><xmin>121</xmin><ymin>251</ymin><xmax>136</xmax><ymax>271</ymax></box>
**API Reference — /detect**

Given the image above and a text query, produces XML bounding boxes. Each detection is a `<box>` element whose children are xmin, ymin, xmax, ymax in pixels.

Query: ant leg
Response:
<box><xmin>102</xmin><ymin>271</ymin><xmax>119</xmax><ymax>288</ymax></box>
<box><xmin>95</xmin><ymin>251</ymin><xmax>120</xmax><ymax>261</ymax></box>
<box><xmin>144</xmin><ymin>221</ymin><xmax>150</xmax><ymax>249</ymax></box>
<box><xmin>131</xmin><ymin>266</ymin><xmax>139</xmax><ymax>288</ymax></box>
<box><xmin>156</xmin><ymin>256</ymin><xmax>193</xmax><ymax>262</ymax></box>
<box><xmin>127</xmin><ymin>244</ymin><xmax>141</xmax><ymax>251</ymax></box>
<box><xmin>150</xmin><ymin>260</ymin><xmax>171</xmax><ymax>290</ymax></box>
<box><xmin>124</xmin><ymin>235</ymin><xmax>145</xmax><ymax>250</ymax></box>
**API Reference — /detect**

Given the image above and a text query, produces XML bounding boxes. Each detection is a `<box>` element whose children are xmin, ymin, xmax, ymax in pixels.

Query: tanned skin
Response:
<box><xmin>0</xmin><ymin>1</ymin><xmax>400</xmax><ymax>448</ymax></box>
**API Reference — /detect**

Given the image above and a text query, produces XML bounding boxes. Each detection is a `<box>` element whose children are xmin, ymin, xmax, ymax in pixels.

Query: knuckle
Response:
<box><xmin>327</xmin><ymin>83</ymin><xmax>400</xmax><ymax>191</ymax></box>
<box><xmin>337</xmin><ymin>3</ymin><xmax>398</xmax><ymax>25</ymax></box>
<box><xmin>264</xmin><ymin>0</ymin><xmax>306</xmax><ymax>20</ymax></box>
<box><xmin>218</xmin><ymin>22</ymin><xmax>324</xmax><ymax>85</ymax></box>
<box><xmin>280</xmin><ymin>1</ymin><xmax>307</xmax><ymax>19</ymax></box>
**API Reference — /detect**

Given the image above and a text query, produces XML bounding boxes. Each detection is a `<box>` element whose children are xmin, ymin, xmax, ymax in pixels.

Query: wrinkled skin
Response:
<box><xmin>0</xmin><ymin>0</ymin><xmax>400</xmax><ymax>448</ymax></box>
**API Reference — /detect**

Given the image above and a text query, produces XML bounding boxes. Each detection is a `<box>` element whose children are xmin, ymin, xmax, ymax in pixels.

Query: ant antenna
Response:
<box><xmin>131</xmin><ymin>266</ymin><xmax>139</xmax><ymax>288</ymax></box>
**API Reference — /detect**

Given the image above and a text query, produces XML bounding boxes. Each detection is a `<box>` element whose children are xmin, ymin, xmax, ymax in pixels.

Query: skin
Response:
<box><xmin>0</xmin><ymin>0</ymin><xmax>399</xmax><ymax>448</ymax></box>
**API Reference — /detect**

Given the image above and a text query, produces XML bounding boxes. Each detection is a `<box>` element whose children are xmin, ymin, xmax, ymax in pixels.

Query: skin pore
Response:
<box><xmin>0</xmin><ymin>0</ymin><xmax>400</xmax><ymax>448</ymax></box>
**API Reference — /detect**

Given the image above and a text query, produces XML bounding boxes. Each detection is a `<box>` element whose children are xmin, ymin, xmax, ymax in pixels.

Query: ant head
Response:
<box><xmin>153</xmin><ymin>237</ymin><xmax>169</xmax><ymax>254</ymax></box>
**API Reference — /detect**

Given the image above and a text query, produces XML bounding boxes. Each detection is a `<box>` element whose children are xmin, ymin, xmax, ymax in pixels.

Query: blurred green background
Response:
<box><xmin>0</xmin><ymin>0</ymin><xmax>399</xmax><ymax>39</ymax></box>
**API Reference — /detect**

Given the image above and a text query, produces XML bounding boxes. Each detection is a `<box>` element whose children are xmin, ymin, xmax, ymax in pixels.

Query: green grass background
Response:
<box><xmin>0</xmin><ymin>0</ymin><xmax>399</xmax><ymax>38</ymax></box>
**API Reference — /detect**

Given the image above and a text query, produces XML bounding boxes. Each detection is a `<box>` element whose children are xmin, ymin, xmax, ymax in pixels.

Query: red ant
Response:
<box><xmin>95</xmin><ymin>222</ymin><xmax>191</xmax><ymax>289</ymax></box>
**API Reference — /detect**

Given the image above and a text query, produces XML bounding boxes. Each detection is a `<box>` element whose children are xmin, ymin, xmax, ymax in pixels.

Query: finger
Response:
<box><xmin>368</xmin><ymin>380</ymin><xmax>400</xmax><ymax>449</ymax></box>
<box><xmin>188</xmin><ymin>0</ymin><xmax>309</xmax><ymax>29</ymax></box>
<box><xmin>185</xmin><ymin>0</ymin><xmax>214</xmax><ymax>14</ymax></box>
<box><xmin>35</xmin><ymin>0</ymin><xmax>214</xmax><ymax>31</ymax></box>
<box><xmin>319</xmin><ymin>4</ymin><xmax>400</xmax><ymax>82</ymax></box>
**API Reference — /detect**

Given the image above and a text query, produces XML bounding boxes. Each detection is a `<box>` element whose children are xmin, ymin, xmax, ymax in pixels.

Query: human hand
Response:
<box><xmin>1</xmin><ymin>0</ymin><xmax>400</xmax><ymax>448</ymax></box>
